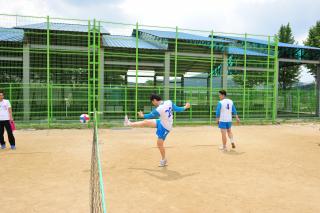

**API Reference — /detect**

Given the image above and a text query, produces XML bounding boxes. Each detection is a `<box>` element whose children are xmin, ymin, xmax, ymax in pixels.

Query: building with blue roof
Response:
<box><xmin>16</xmin><ymin>22</ymin><xmax>110</xmax><ymax>34</ymax></box>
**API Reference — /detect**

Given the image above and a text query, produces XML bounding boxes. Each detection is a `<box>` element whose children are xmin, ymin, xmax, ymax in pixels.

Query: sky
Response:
<box><xmin>1</xmin><ymin>0</ymin><xmax>318</xmax><ymax>83</ymax></box>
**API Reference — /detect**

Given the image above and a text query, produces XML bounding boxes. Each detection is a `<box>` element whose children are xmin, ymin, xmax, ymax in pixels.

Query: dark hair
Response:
<box><xmin>219</xmin><ymin>90</ymin><xmax>227</xmax><ymax>96</ymax></box>
<box><xmin>150</xmin><ymin>94</ymin><xmax>162</xmax><ymax>101</ymax></box>
<box><xmin>0</xmin><ymin>90</ymin><xmax>4</xmax><ymax>95</ymax></box>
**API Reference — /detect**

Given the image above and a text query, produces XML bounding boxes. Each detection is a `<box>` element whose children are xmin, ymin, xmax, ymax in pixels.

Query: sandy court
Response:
<box><xmin>0</xmin><ymin>124</ymin><xmax>320</xmax><ymax>213</ymax></box>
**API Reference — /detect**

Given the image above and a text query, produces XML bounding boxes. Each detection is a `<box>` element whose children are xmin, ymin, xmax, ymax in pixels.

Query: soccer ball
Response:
<box><xmin>80</xmin><ymin>114</ymin><xmax>90</xmax><ymax>123</ymax></box>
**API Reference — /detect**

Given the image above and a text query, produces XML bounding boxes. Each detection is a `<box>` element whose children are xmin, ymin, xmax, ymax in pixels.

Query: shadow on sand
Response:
<box><xmin>222</xmin><ymin>150</ymin><xmax>245</xmax><ymax>155</ymax></box>
<box><xmin>192</xmin><ymin>144</ymin><xmax>217</xmax><ymax>147</ymax></box>
<box><xmin>129</xmin><ymin>167</ymin><xmax>199</xmax><ymax>181</ymax></box>
<box><xmin>0</xmin><ymin>151</ymin><xmax>50</xmax><ymax>155</ymax></box>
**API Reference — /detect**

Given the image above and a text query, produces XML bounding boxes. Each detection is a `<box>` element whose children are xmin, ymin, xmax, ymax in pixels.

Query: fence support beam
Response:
<box><xmin>272</xmin><ymin>37</ymin><xmax>279</xmax><ymax>121</ymax></box>
<box><xmin>209</xmin><ymin>30</ymin><xmax>214</xmax><ymax>124</ymax></box>
<box><xmin>99</xmin><ymin>48</ymin><xmax>104</xmax><ymax>119</ymax></box>
<box><xmin>174</xmin><ymin>26</ymin><xmax>178</xmax><ymax>123</ymax></box>
<box><xmin>222</xmin><ymin>53</ymin><xmax>228</xmax><ymax>90</ymax></box>
<box><xmin>23</xmin><ymin>43</ymin><xmax>30</xmax><ymax>121</ymax></box>
<box><xmin>135</xmin><ymin>22</ymin><xmax>139</xmax><ymax>120</ymax></box>
<box><xmin>242</xmin><ymin>33</ymin><xmax>247</xmax><ymax>120</ymax></box>
<box><xmin>46</xmin><ymin>16</ymin><xmax>50</xmax><ymax>126</ymax></box>
<box><xmin>316</xmin><ymin>64</ymin><xmax>320</xmax><ymax>117</ymax></box>
<box><xmin>164</xmin><ymin>52</ymin><xmax>170</xmax><ymax>100</ymax></box>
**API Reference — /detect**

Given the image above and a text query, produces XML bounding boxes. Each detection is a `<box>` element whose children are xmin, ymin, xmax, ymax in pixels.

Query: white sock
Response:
<box><xmin>230</xmin><ymin>137</ymin><xmax>234</xmax><ymax>144</ymax></box>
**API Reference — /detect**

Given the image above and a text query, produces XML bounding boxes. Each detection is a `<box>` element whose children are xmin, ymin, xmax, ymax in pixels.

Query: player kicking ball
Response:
<box><xmin>124</xmin><ymin>94</ymin><xmax>190</xmax><ymax>167</ymax></box>
<box><xmin>215</xmin><ymin>90</ymin><xmax>240</xmax><ymax>151</ymax></box>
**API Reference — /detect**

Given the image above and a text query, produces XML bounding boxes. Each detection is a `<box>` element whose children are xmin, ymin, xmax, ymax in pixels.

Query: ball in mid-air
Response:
<box><xmin>80</xmin><ymin>114</ymin><xmax>90</xmax><ymax>123</ymax></box>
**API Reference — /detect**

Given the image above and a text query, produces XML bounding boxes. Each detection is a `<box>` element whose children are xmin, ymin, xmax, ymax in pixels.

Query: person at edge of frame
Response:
<box><xmin>0</xmin><ymin>90</ymin><xmax>16</xmax><ymax>150</ymax></box>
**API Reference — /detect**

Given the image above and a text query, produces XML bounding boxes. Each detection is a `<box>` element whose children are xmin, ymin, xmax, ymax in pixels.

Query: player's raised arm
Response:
<box><xmin>172</xmin><ymin>102</ymin><xmax>190</xmax><ymax>112</ymax></box>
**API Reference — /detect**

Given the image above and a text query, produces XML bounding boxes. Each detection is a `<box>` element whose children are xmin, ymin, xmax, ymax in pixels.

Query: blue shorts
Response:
<box><xmin>218</xmin><ymin>121</ymin><xmax>232</xmax><ymax>129</ymax></box>
<box><xmin>156</xmin><ymin>120</ymin><xmax>170</xmax><ymax>141</ymax></box>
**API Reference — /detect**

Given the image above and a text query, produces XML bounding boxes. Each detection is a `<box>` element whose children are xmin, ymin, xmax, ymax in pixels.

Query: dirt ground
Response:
<box><xmin>0</xmin><ymin>123</ymin><xmax>320</xmax><ymax>213</ymax></box>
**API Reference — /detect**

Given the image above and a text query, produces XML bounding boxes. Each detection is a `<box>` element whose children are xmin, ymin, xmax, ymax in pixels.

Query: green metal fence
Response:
<box><xmin>2</xmin><ymin>14</ymin><xmax>311</xmax><ymax>127</ymax></box>
<box><xmin>278</xmin><ymin>85</ymin><xmax>317</xmax><ymax>118</ymax></box>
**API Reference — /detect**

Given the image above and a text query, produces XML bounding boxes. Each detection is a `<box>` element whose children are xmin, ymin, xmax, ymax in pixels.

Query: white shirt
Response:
<box><xmin>217</xmin><ymin>98</ymin><xmax>235</xmax><ymax>122</ymax></box>
<box><xmin>156</xmin><ymin>100</ymin><xmax>174</xmax><ymax>131</ymax></box>
<box><xmin>0</xmin><ymin>99</ymin><xmax>11</xmax><ymax>121</ymax></box>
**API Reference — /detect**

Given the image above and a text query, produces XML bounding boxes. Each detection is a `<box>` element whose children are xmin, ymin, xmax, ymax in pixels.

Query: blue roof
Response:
<box><xmin>16</xmin><ymin>22</ymin><xmax>109</xmax><ymax>34</ymax></box>
<box><xmin>137</xmin><ymin>29</ymin><xmax>229</xmax><ymax>43</ymax></box>
<box><xmin>103</xmin><ymin>35</ymin><xmax>166</xmax><ymax>50</ymax></box>
<box><xmin>228</xmin><ymin>46</ymin><xmax>268</xmax><ymax>57</ymax></box>
<box><xmin>216</xmin><ymin>35</ymin><xmax>320</xmax><ymax>50</ymax></box>
<box><xmin>278</xmin><ymin>42</ymin><xmax>320</xmax><ymax>50</ymax></box>
<box><xmin>0</xmin><ymin>28</ymin><xmax>24</xmax><ymax>42</ymax></box>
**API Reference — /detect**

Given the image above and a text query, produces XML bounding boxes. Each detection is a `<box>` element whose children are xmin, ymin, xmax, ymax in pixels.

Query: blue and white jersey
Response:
<box><xmin>216</xmin><ymin>98</ymin><xmax>237</xmax><ymax>122</ymax></box>
<box><xmin>144</xmin><ymin>100</ymin><xmax>185</xmax><ymax>131</ymax></box>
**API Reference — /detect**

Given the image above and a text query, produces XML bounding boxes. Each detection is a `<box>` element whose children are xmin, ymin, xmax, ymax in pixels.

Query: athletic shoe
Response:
<box><xmin>10</xmin><ymin>145</ymin><xmax>16</xmax><ymax>150</ymax></box>
<box><xmin>219</xmin><ymin>146</ymin><xmax>227</xmax><ymax>151</ymax></box>
<box><xmin>159</xmin><ymin>159</ymin><xmax>167</xmax><ymax>167</ymax></box>
<box><xmin>231</xmin><ymin>143</ymin><xmax>236</xmax><ymax>149</ymax></box>
<box><xmin>1</xmin><ymin>144</ymin><xmax>6</xmax><ymax>149</ymax></box>
<box><xmin>124</xmin><ymin>115</ymin><xmax>131</xmax><ymax>127</ymax></box>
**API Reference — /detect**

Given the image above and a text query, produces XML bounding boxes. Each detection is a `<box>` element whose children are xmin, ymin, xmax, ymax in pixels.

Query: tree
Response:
<box><xmin>304</xmin><ymin>21</ymin><xmax>320</xmax><ymax>78</ymax></box>
<box><xmin>277</xmin><ymin>23</ymin><xmax>301</xmax><ymax>90</ymax></box>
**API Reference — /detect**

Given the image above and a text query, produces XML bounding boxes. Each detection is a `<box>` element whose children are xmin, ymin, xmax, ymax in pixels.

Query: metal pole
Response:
<box><xmin>266</xmin><ymin>36</ymin><xmax>270</xmax><ymax>119</ymax></box>
<box><xmin>272</xmin><ymin>36</ymin><xmax>279</xmax><ymax>121</ymax></box>
<box><xmin>50</xmin><ymin>84</ymin><xmax>53</xmax><ymax>121</ymax></box>
<box><xmin>242</xmin><ymin>33</ymin><xmax>247</xmax><ymax>120</ymax></box>
<box><xmin>9</xmin><ymin>83</ymin><xmax>12</xmax><ymax>102</ymax></box>
<box><xmin>174</xmin><ymin>26</ymin><xmax>178</xmax><ymax>123</ymax></box>
<box><xmin>46</xmin><ymin>16</ymin><xmax>50</xmax><ymax>127</ymax></box>
<box><xmin>317</xmin><ymin>65</ymin><xmax>320</xmax><ymax>117</ymax></box>
<box><xmin>314</xmin><ymin>64</ymin><xmax>320</xmax><ymax>118</ymax></box>
<box><xmin>93</xmin><ymin>19</ymin><xmax>96</xmax><ymax>115</ymax></box>
<box><xmin>135</xmin><ymin>22</ymin><xmax>139</xmax><ymax>120</ymax></box>
<box><xmin>23</xmin><ymin>43</ymin><xmax>30</xmax><ymax>121</ymax></box>
<box><xmin>297</xmin><ymin>88</ymin><xmax>300</xmax><ymax>118</ymax></box>
<box><xmin>97</xmin><ymin>21</ymin><xmax>101</xmax><ymax>122</ymax></box>
<box><xmin>87</xmin><ymin>20</ymin><xmax>91</xmax><ymax>116</ymax></box>
<box><xmin>210</xmin><ymin>30</ymin><xmax>214</xmax><ymax>124</ymax></box>
<box><xmin>247</xmin><ymin>89</ymin><xmax>250</xmax><ymax>118</ymax></box>
<box><xmin>125</xmin><ymin>86</ymin><xmax>127</xmax><ymax>115</ymax></box>
<box><xmin>189</xmin><ymin>90</ymin><xmax>192</xmax><ymax>121</ymax></box>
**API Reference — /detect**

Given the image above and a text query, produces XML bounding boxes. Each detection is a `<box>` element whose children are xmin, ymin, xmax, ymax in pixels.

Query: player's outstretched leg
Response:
<box><xmin>227</xmin><ymin>128</ymin><xmax>235</xmax><ymax>149</ymax></box>
<box><xmin>219</xmin><ymin>129</ymin><xmax>228</xmax><ymax>151</ymax></box>
<box><xmin>124</xmin><ymin>115</ymin><xmax>156</xmax><ymax>128</ymax></box>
